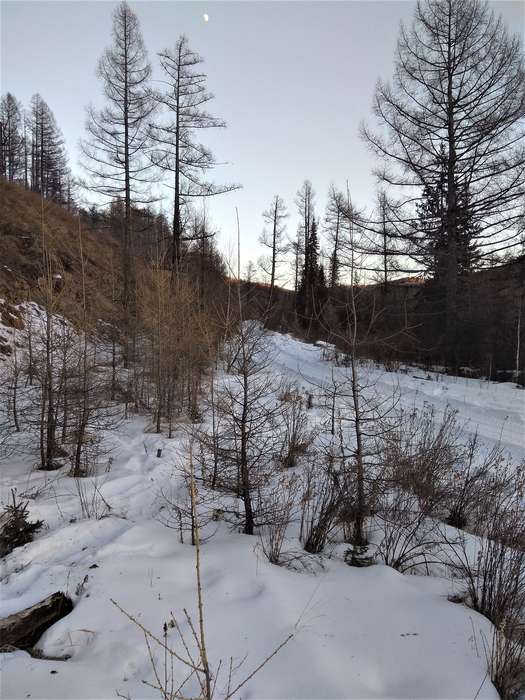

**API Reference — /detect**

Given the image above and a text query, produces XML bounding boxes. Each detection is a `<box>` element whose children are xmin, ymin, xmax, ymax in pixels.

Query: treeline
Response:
<box><xmin>0</xmin><ymin>92</ymin><xmax>74</xmax><ymax>207</ymax></box>
<box><xmin>248</xmin><ymin>0</ymin><xmax>524</xmax><ymax>378</ymax></box>
<box><xmin>1</xmin><ymin>0</ymin><xmax>524</xmax><ymax>381</ymax></box>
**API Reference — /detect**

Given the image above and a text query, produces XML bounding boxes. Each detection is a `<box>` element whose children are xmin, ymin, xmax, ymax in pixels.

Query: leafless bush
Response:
<box><xmin>484</xmin><ymin>620</ymin><xmax>525</xmax><ymax>700</ymax></box>
<box><xmin>440</xmin><ymin>458</ymin><xmax>525</xmax><ymax>699</ymax></box>
<box><xmin>278</xmin><ymin>386</ymin><xmax>313</xmax><ymax>469</ymax></box>
<box><xmin>446</xmin><ymin>436</ymin><xmax>506</xmax><ymax>530</ymax></box>
<box><xmin>373</xmin><ymin>489</ymin><xmax>441</xmax><ymax>573</ymax></box>
<box><xmin>382</xmin><ymin>405</ymin><xmax>462</xmax><ymax>518</ymax></box>
<box><xmin>158</xmin><ymin>469</ymin><xmax>217</xmax><ymax>545</ymax></box>
<box><xmin>258</xmin><ymin>473</ymin><xmax>300</xmax><ymax>565</ymax></box>
<box><xmin>443</xmin><ymin>513</ymin><xmax>525</xmax><ymax>627</ymax></box>
<box><xmin>74</xmin><ymin>474</ymin><xmax>111</xmax><ymax>520</ymax></box>
<box><xmin>0</xmin><ymin>330</ymin><xmax>25</xmax><ymax>459</ymax></box>
<box><xmin>299</xmin><ymin>454</ymin><xmax>344</xmax><ymax>554</ymax></box>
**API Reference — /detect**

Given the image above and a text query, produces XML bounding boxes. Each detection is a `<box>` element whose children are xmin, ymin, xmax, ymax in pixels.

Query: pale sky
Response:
<box><xmin>2</xmin><ymin>0</ymin><xmax>524</xmax><ymax>275</ymax></box>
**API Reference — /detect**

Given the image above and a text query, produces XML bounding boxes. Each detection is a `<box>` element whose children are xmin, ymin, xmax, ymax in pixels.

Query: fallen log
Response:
<box><xmin>0</xmin><ymin>592</ymin><xmax>73</xmax><ymax>650</ymax></box>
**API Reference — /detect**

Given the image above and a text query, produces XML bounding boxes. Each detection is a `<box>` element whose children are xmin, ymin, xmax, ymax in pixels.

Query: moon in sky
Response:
<box><xmin>203</xmin><ymin>13</ymin><xmax>209</xmax><ymax>22</ymax></box>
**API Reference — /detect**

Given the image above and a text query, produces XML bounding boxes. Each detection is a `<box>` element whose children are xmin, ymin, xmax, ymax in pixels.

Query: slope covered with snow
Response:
<box><xmin>2</xmin><ymin>330</ymin><xmax>523</xmax><ymax>699</ymax></box>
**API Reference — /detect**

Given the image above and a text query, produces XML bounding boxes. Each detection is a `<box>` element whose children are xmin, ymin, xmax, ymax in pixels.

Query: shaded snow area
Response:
<box><xmin>1</xmin><ymin>321</ymin><xmax>524</xmax><ymax>699</ymax></box>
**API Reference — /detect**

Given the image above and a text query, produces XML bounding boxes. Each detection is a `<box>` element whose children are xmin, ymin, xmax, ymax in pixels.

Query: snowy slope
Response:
<box><xmin>270</xmin><ymin>333</ymin><xmax>524</xmax><ymax>462</ymax></box>
<box><xmin>2</xmin><ymin>330</ymin><xmax>523</xmax><ymax>699</ymax></box>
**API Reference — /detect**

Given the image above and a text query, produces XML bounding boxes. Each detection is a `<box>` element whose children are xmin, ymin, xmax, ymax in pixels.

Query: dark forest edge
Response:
<box><xmin>0</xmin><ymin>0</ymin><xmax>523</xmax><ymax>385</ymax></box>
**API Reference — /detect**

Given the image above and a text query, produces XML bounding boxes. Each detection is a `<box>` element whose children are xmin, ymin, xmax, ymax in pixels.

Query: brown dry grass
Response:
<box><xmin>0</xmin><ymin>180</ymin><xmax>120</xmax><ymax>324</ymax></box>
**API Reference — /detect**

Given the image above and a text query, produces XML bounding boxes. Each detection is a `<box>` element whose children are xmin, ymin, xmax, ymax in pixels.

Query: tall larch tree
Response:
<box><xmin>259</xmin><ymin>195</ymin><xmax>288</xmax><ymax>302</ymax></box>
<box><xmin>81</xmin><ymin>1</ymin><xmax>154</xmax><ymax>339</ymax></box>
<box><xmin>362</xmin><ymin>0</ymin><xmax>525</xmax><ymax>368</ymax></box>
<box><xmin>0</xmin><ymin>93</ymin><xmax>23</xmax><ymax>181</ymax></box>
<box><xmin>324</xmin><ymin>185</ymin><xmax>344</xmax><ymax>288</ymax></box>
<box><xmin>29</xmin><ymin>94</ymin><xmax>70</xmax><ymax>202</ymax></box>
<box><xmin>149</xmin><ymin>35</ymin><xmax>238</xmax><ymax>271</ymax></box>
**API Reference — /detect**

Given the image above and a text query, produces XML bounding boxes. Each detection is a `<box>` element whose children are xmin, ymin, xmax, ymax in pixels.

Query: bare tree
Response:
<box><xmin>68</xmin><ymin>218</ymin><xmax>121</xmax><ymax>478</ymax></box>
<box><xmin>324</xmin><ymin>186</ymin><xmax>344</xmax><ymax>288</ymax></box>
<box><xmin>81</xmin><ymin>1</ymin><xmax>154</xmax><ymax>342</ymax></box>
<box><xmin>295</xmin><ymin>181</ymin><xmax>317</xmax><ymax>319</ymax></box>
<box><xmin>199</xmin><ymin>321</ymin><xmax>283</xmax><ymax>535</ymax></box>
<box><xmin>258</xmin><ymin>195</ymin><xmax>288</xmax><ymax>302</ymax></box>
<box><xmin>28</xmin><ymin>94</ymin><xmax>70</xmax><ymax>202</ymax></box>
<box><xmin>150</xmin><ymin>35</ymin><xmax>239</xmax><ymax>270</ymax></box>
<box><xmin>289</xmin><ymin>227</ymin><xmax>304</xmax><ymax>297</ymax></box>
<box><xmin>0</xmin><ymin>92</ymin><xmax>23</xmax><ymax>181</ymax></box>
<box><xmin>362</xmin><ymin>0</ymin><xmax>525</xmax><ymax>367</ymax></box>
<box><xmin>312</xmin><ymin>192</ymin><xmax>404</xmax><ymax>559</ymax></box>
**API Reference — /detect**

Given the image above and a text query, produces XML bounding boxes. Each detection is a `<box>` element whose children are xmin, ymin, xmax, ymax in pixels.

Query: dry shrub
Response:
<box><xmin>446</xmin><ymin>436</ymin><xmax>507</xmax><ymax>530</ymax></box>
<box><xmin>279</xmin><ymin>387</ymin><xmax>313</xmax><ymax>469</ymax></box>
<box><xmin>158</xmin><ymin>468</ymin><xmax>217</xmax><ymax>545</ymax></box>
<box><xmin>258</xmin><ymin>473</ymin><xmax>300</xmax><ymax>565</ymax></box>
<box><xmin>374</xmin><ymin>489</ymin><xmax>440</xmax><ymax>573</ymax></box>
<box><xmin>382</xmin><ymin>406</ymin><xmax>462</xmax><ymax>518</ymax></box>
<box><xmin>441</xmin><ymin>458</ymin><xmax>525</xmax><ymax>699</ymax></box>
<box><xmin>74</xmin><ymin>475</ymin><xmax>111</xmax><ymax>520</ymax></box>
<box><xmin>485</xmin><ymin>621</ymin><xmax>525</xmax><ymax>700</ymax></box>
<box><xmin>299</xmin><ymin>454</ymin><xmax>343</xmax><ymax>554</ymax></box>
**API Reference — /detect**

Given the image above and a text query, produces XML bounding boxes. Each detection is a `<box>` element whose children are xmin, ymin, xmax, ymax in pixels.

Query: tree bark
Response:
<box><xmin>0</xmin><ymin>592</ymin><xmax>73</xmax><ymax>650</ymax></box>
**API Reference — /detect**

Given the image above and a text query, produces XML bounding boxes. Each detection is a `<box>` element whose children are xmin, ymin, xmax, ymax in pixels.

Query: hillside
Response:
<box><xmin>0</xmin><ymin>180</ymin><xmax>119</xmax><ymax>325</ymax></box>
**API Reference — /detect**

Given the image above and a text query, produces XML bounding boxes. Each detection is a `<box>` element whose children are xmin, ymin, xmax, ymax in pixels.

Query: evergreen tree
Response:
<box><xmin>298</xmin><ymin>215</ymin><xmax>324</xmax><ymax>323</ymax></box>
<box><xmin>416</xmin><ymin>151</ymin><xmax>480</xmax><ymax>284</ymax></box>
<box><xmin>295</xmin><ymin>180</ymin><xmax>315</xmax><ymax>288</ymax></box>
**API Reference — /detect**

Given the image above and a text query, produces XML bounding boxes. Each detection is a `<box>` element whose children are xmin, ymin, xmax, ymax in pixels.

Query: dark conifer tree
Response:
<box><xmin>298</xmin><ymin>215</ymin><xmax>325</xmax><ymax>323</ymax></box>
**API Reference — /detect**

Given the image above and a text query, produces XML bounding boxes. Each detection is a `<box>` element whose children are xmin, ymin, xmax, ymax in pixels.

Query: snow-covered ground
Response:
<box><xmin>271</xmin><ymin>334</ymin><xmax>524</xmax><ymax>463</ymax></box>
<box><xmin>1</xmin><ymin>330</ymin><xmax>523</xmax><ymax>699</ymax></box>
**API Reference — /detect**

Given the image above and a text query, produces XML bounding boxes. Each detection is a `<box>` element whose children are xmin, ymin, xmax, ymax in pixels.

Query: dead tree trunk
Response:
<box><xmin>0</xmin><ymin>592</ymin><xmax>73</xmax><ymax>650</ymax></box>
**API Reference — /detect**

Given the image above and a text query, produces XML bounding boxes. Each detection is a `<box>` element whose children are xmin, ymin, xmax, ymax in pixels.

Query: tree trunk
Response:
<box><xmin>445</xmin><ymin>5</ymin><xmax>458</xmax><ymax>371</ymax></box>
<box><xmin>0</xmin><ymin>592</ymin><xmax>73</xmax><ymax>650</ymax></box>
<box><xmin>240</xmin><ymin>368</ymin><xmax>254</xmax><ymax>535</ymax></box>
<box><xmin>172</xmin><ymin>47</ymin><xmax>182</xmax><ymax>272</ymax></box>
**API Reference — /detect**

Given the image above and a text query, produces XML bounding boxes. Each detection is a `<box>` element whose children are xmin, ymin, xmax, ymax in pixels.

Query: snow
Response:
<box><xmin>271</xmin><ymin>333</ymin><xmax>524</xmax><ymax>462</ymax></box>
<box><xmin>1</xmin><ymin>326</ymin><xmax>523</xmax><ymax>699</ymax></box>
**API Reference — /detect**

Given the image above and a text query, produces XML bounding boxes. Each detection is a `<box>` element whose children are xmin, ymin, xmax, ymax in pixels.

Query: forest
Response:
<box><xmin>0</xmin><ymin>0</ymin><xmax>524</xmax><ymax>699</ymax></box>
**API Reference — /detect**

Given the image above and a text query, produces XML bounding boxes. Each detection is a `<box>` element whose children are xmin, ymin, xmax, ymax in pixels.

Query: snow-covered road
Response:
<box><xmin>270</xmin><ymin>332</ymin><xmax>524</xmax><ymax>461</ymax></box>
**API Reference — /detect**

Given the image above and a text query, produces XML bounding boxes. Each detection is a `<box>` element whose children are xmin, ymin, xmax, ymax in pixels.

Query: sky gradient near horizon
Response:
<box><xmin>2</xmin><ymin>0</ymin><xmax>524</xmax><ymax>275</ymax></box>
